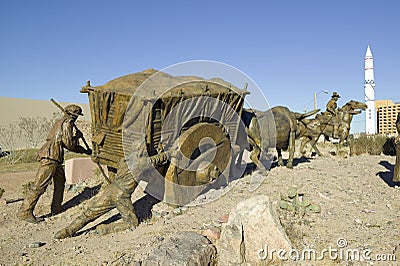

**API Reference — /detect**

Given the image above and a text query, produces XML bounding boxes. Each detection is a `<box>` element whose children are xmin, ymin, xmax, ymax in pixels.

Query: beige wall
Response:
<box><xmin>0</xmin><ymin>97</ymin><xmax>91</xmax><ymax>150</ymax></box>
<box><xmin>0</xmin><ymin>97</ymin><xmax>90</xmax><ymax>125</ymax></box>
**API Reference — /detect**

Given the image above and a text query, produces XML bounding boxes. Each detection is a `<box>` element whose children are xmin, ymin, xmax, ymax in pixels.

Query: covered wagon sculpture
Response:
<box><xmin>55</xmin><ymin>68</ymin><xmax>259</xmax><ymax>238</ymax></box>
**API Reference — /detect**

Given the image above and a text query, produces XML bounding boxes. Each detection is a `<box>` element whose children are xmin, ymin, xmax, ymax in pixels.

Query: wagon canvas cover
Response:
<box><xmin>81</xmin><ymin>69</ymin><xmax>246</xmax><ymax>168</ymax></box>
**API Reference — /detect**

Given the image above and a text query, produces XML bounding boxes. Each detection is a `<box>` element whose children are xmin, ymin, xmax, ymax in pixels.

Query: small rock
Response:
<box><xmin>0</xmin><ymin>199</ymin><xmax>6</xmax><ymax>206</ymax></box>
<box><xmin>142</xmin><ymin>232</ymin><xmax>216</xmax><ymax>265</ymax></box>
<box><xmin>151</xmin><ymin>211</ymin><xmax>161</xmax><ymax>218</ymax></box>
<box><xmin>196</xmin><ymin>194</ymin><xmax>206</xmax><ymax>201</ymax></box>
<box><xmin>173</xmin><ymin>208</ymin><xmax>182</xmax><ymax>215</ymax></box>
<box><xmin>27</xmin><ymin>242</ymin><xmax>44</xmax><ymax>248</ymax></box>
<box><xmin>213</xmin><ymin>222</ymin><xmax>222</xmax><ymax>228</ymax></box>
<box><xmin>155</xmin><ymin>236</ymin><xmax>164</xmax><ymax>242</ymax></box>
<box><xmin>202</xmin><ymin>226</ymin><xmax>221</xmax><ymax>242</ymax></box>
<box><xmin>218</xmin><ymin>213</ymin><xmax>229</xmax><ymax>223</ymax></box>
<box><xmin>201</xmin><ymin>222</ymin><xmax>211</xmax><ymax>229</ymax></box>
<box><xmin>151</xmin><ymin>210</ymin><xmax>169</xmax><ymax>218</ymax></box>
<box><xmin>361</xmin><ymin>209</ymin><xmax>375</xmax><ymax>213</ymax></box>
<box><xmin>354</xmin><ymin>218</ymin><xmax>363</xmax><ymax>224</ymax></box>
<box><xmin>160</xmin><ymin>211</ymin><xmax>169</xmax><ymax>217</ymax></box>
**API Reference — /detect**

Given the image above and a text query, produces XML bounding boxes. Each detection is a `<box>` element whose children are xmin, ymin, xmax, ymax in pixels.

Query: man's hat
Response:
<box><xmin>332</xmin><ymin>92</ymin><xmax>341</xmax><ymax>98</ymax></box>
<box><xmin>65</xmin><ymin>104</ymin><xmax>83</xmax><ymax>116</ymax></box>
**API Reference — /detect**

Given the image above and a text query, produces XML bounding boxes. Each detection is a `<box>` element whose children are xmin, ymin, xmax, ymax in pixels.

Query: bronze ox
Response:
<box><xmin>242</xmin><ymin>106</ymin><xmax>319</xmax><ymax>169</ymax></box>
<box><xmin>297</xmin><ymin>100</ymin><xmax>367</xmax><ymax>156</ymax></box>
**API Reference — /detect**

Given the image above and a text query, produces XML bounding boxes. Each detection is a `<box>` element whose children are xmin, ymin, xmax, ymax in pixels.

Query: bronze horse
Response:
<box><xmin>298</xmin><ymin>100</ymin><xmax>367</xmax><ymax>156</ymax></box>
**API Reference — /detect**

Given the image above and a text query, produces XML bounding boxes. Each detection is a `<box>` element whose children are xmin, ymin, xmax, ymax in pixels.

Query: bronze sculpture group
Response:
<box><xmin>18</xmin><ymin>69</ymin><xmax>391</xmax><ymax>240</ymax></box>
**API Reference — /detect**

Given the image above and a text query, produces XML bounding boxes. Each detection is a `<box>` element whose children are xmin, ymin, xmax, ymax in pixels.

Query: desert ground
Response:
<box><xmin>0</xmin><ymin>142</ymin><xmax>400</xmax><ymax>265</ymax></box>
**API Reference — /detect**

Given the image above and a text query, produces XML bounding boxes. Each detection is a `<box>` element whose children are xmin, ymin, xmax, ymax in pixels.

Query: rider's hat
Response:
<box><xmin>332</xmin><ymin>92</ymin><xmax>341</xmax><ymax>98</ymax></box>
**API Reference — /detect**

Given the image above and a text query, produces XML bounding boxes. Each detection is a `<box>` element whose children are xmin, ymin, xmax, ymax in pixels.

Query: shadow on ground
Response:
<box><xmin>77</xmin><ymin>193</ymin><xmax>161</xmax><ymax>236</ymax></box>
<box><xmin>62</xmin><ymin>184</ymin><xmax>102</xmax><ymax>212</ymax></box>
<box><xmin>270</xmin><ymin>156</ymin><xmax>312</xmax><ymax>169</ymax></box>
<box><xmin>377</xmin><ymin>160</ymin><xmax>399</xmax><ymax>187</ymax></box>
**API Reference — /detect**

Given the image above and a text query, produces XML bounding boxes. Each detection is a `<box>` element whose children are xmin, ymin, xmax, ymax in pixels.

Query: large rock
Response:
<box><xmin>142</xmin><ymin>231</ymin><xmax>217</xmax><ymax>266</ymax></box>
<box><xmin>217</xmin><ymin>195</ymin><xmax>292</xmax><ymax>265</ymax></box>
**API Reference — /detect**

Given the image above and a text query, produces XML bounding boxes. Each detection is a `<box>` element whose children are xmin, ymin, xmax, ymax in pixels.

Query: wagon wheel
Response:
<box><xmin>164</xmin><ymin>122</ymin><xmax>232</xmax><ymax>205</ymax></box>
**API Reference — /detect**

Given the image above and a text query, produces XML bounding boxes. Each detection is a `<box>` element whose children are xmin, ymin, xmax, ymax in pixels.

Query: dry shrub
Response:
<box><xmin>352</xmin><ymin>134</ymin><xmax>391</xmax><ymax>155</ymax></box>
<box><xmin>382</xmin><ymin>137</ymin><xmax>397</xmax><ymax>156</ymax></box>
<box><xmin>0</xmin><ymin>120</ymin><xmax>91</xmax><ymax>166</ymax></box>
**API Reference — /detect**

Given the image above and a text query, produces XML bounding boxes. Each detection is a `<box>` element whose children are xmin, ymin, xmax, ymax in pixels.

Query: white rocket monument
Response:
<box><xmin>364</xmin><ymin>45</ymin><xmax>376</xmax><ymax>134</ymax></box>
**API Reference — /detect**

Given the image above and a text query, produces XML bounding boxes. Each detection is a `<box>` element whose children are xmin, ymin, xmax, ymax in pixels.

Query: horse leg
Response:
<box><xmin>300</xmin><ymin>137</ymin><xmax>311</xmax><ymax>155</ymax></box>
<box><xmin>310</xmin><ymin>138</ymin><xmax>323</xmax><ymax>156</ymax></box>
<box><xmin>277</xmin><ymin>148</ymin><xmax>284</xmax><ymax>167</ymax></box>
<box><xmin>347</xmin><ymin>134</ymin><xmax>354</xmax><ymax>156</ymax></box>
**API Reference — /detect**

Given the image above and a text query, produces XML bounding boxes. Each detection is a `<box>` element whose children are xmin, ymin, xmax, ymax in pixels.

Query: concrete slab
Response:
<box><xmin>65</xmin><ymin>157</ymin><xmax>106</xmax><ymax>184</ymax></box>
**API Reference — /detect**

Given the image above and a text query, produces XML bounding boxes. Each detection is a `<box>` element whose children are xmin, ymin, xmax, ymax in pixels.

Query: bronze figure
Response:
<box><xmin>298</xmin><ymin>100</ymin><xmax>367</xmax><ymax>156</ymax></box>
<box><xmin>393</xmin><ymin>112</ymin><xmax>400</xmax><ymax>182</ymax></box>
<box><xmin>325</xmin><ymin>92</ymin><xmax>341</xmax><ymax>138</ymax></box>
<box><xmin>17</xmin><ymin>103</ymin><xmax>92</xmax><ymax>223</ymax></box>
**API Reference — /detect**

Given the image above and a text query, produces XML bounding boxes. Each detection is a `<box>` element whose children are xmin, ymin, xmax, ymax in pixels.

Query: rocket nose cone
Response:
<box><xmin>366</xmin><ymin>45</ymin><xmax>373</xmax><ymax>57</ymax></box>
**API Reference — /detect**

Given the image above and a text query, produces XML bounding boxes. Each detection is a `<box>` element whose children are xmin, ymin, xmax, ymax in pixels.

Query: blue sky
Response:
<box><xmin>1</xmin><ymin>1</ymin><xmax>399</xmax><ymax>132</ymax></box>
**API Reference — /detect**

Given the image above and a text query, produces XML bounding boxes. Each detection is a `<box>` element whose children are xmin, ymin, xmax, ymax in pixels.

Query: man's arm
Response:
<box><xmin>61</xmin><ymin>120</ymin><xmax>88</xmax><ymax>154</ymax></box>
<box><xmin>326</xmin><ymin>102</ymin><xmax>335</xmax><ymax>115</ymax></box>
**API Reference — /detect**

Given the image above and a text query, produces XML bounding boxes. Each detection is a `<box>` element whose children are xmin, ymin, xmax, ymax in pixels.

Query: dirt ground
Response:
<box><xmin>1</xmin><ymin>142</ymin><xmax>400</xmax><ymax>265</ymax></box>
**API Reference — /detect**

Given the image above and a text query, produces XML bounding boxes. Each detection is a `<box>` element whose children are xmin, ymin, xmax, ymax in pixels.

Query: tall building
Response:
<box><xmin>364</xmin><ymin>45</ymin><xmax>377</xmax><ymax>134</ymax></box>
<box><xmin>376</xmin><ymin>100</ymin><xmax>400</xmax><ymax>135</ymax></box>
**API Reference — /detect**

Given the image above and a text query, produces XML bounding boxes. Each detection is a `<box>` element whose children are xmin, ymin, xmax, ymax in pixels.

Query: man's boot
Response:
<box><xmin>54</xmin><ymin>217</ymin><xmax>88</xmax><ymax>239</ymax></box>
<box><xmin>17</xmin><ymin>191</ymin><xmax>44</xmax><ymax>223</ymax></box>
<box><xmin>95</xmin><ymin>221</ymin><xmax>135</xmax><ymax>236</ymax></box>
<box><xmin>50</xmin><ymin>196</ymin><xmax>64</xmax><ymax>216</ymax></box>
